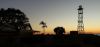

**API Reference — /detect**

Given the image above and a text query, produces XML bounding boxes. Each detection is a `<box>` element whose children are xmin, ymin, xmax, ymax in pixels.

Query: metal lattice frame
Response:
<box><xmin>77</xmin><ymin>5</ymin><xmax>84</xmax><ymax>32</ymax></box>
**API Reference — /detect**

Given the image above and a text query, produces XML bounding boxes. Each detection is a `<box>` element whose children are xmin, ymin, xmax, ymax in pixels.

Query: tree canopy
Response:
<box><xmin>54</xmin><ymin>27</ymin><xmax>65</xmax><ymax>35</ymax></box>
<box><xmin>0</xmin><ymin>8</ymin><xmax>32</xmax><ymax>32</ymax></box>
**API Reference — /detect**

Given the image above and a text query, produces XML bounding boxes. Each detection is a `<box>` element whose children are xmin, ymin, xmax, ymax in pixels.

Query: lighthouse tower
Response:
<box><xmin>77</xmin><ymin>5</ymin><xmax>84</xmax><ymax>33</ymax></box>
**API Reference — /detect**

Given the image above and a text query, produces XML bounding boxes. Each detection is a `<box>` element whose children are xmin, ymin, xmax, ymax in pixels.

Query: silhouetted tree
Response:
<box><xmin>54</xmin><ymin>27</ymin><xmax>65</xmax><ymax>35</ymax></box>
<box><xmin>0</xmin><ymin>8</ymin><xmax>32</xmax><ymax>32</ymax></box>
<box><xmin>40</xmin><ymin>21</ymin><xmax>47</xmax><ymax>34</ymax></box>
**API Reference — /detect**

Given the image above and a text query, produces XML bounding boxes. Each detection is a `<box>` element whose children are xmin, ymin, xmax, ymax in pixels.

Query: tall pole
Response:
<box><xmin>77</xmin><ymin>5</ymin><xmax>84</xmax><ymax>33</ymax></box>
<box><xmin>43</xmin><ymin>26</ymin><xmax>45</xmax><ymax>34</ymax></box>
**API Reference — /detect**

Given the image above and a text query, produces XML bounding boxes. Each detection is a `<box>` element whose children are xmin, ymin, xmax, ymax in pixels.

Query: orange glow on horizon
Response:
<box><xmin>32</xmin><ymin>25</ymin><xmax>100</xmax><ymax>34</ymax></box>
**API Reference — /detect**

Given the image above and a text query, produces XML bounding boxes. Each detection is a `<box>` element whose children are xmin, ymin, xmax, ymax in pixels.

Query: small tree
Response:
<box><xmin>40</xmin><ymin>21</ymin><xmax>47</xmax><ymax>34</ymax></box>
<box><xmin>54</xmin><ymin>27</ymin><xmax>65</xmax><ymax>35</ymax></box>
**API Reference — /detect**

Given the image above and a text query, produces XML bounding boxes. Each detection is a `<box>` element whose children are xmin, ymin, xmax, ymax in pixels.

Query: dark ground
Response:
<box><xmin>0</xmin><ymin>32</ymin><xmax>100</xmax><ymax>47</ymax></box>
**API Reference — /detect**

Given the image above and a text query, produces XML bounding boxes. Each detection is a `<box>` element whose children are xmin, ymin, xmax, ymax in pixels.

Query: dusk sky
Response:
<box><xmin>0</xmin><ymin>0</ymin><xmax>100</xmax><ymax>34</ymax></box>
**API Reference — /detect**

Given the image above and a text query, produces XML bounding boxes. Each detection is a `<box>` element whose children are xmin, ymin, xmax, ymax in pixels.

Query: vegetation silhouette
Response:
<box><xmin>0</xmin><ymin>8</ymin><xmax>33</xmax><ymax>47</ymax></box>
<box><xmin>40</xmin><ymin>21</ymin><xmax>47</xmax><ymax>34</ymax></box>
<box><xmin>0</xmin><ymin>8</ymin><xmax>32</xmax><ymax>33</ymax></box>
<box><xmin>54</xmin><ymin>27</ymin><xmax>65</xmax><ymax>35</ymax></box>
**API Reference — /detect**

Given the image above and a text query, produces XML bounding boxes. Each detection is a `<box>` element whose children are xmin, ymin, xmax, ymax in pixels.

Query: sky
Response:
<box><xmin>0</xmin><ymin>0</ymin><xmax>100</xmax><ymax>34</ymax></box>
